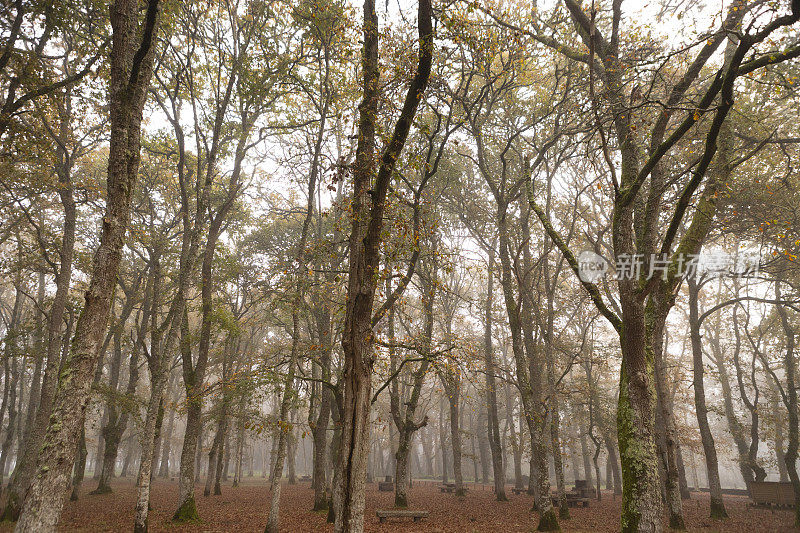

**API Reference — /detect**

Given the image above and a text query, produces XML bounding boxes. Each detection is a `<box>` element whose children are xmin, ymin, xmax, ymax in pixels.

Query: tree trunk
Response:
<box><xmin>439</xmin><ymin>398</ymin><xmax>450</xmax><ymax>484</ymax></box>
<box><xmin>158</xmin><ymin>384</ymin><xmax>176</xmax><ymax>478</ymax></box>
<box><xmin>264</xmin><ymin>363</ymin><xmax>297</xmax><ymax>533</ymax></box>
<box><xmin>776</xmin><ymin>279</ymin><xmax>800</xmax><ymax>526</ymax></box>
<box><xmin>332</xmin><ymin>0</ymin><xmax>431</xmax><ymax>528</ymax></box>
<box><xmin>22</xmin><ymin>272</ymin><xmax>46</xmax><ymax>460</ymax></box>
<box><xmin>477</xmin><ymin>409</ymin><xmax>490</xmax><ymax>484</ymax></box>
<box><xmin>69</xmin><ymin>426</ymin><xmax>88</xmax><ymax>501</ymax></box>
<box><xmin>15</xmin><ymin>2</ymin><xmax>161</xmax><ymax>529</ymax></box>
<box><xmin>687</xmin><ymin>278</ymin><xmax>727</xmax><ymax>518</ymax></box>
<box><xmin>483</xmin><ymin>244</ymin><xmax>506</xmax><ymax>500</ymax></box>
<box><xmin>172</xmin><ymin>302</ymin><xmax>205</xmax><ymax>521</ymax></box>
<box><xmin>205</xmin><ymin>339</ymin><xmax>232</xmax><ymax>497</ymax></box>
<box><xmin>173</xmin><ymin>387</ymin><xmax>202</xmax><ymax>521</ymax></box>
<box><xmin>604</xmin><ymin>436</ymin><xmax>623</xmax><ymax>495</ymax></box>
<box><xmin>94</xmin><ymin>291</ymin><xmax>143</xmax><ymax>495</ymax></box>
<box><xmin>312</xmin><ymin>387</ymin><xmax>331</xmax><ymax>510</ymax></box>
<box><xmin>287</xmin><ymin>419</ymin><xmax>297</xmax><ymax>485</ymax></box>
<box><xmin>0</xmin><ymin>271</ymin><xmax>23</xmax><ymax>483</ymax></box>
<box><xmin>650</xmin><ymin>295</ymin><xmax>685</xmax><ymax>529</ymax></box>
<box><xmin>204</xmin><ymin>422</ymin><xmax>223</xmax><ymax>497</ymax></box>
<box><xmin>505</xmin><ymin>387</ymin><xmax>523</xmax><ymax>490</ymax></box>
<box><xmin>391</xmin><ymin>250</ymin><xmax>434</xmax><ymax>508</ymax></box>
<box><xmin>774</xmin><ymin>392</ymin><xmax>789</xmax><ymax>482</ymax></box>
<box><xmin>0</xmin><ymin>340</ymin><xmax>20</xmax><ymax>485</ymax></box>
<box><xmin>497</xmin><ymin>201</ymin><xmax>557</xmax><ymax>530</ymax></box>
<box><xmin>580</xmin><ymin>417</ymin><xmax>594</xmax><ymax>490</ymax></box>
<box><xmin>3</xmin><ymin>107</ymin><xmax>78</xmax><ymax>522</ymax></box>
<box><xmin>309</xmin><ymin>293</ymin><xmax>333</xmax><ymax>504</ymax></box>
<box><xmin>616</xmin><ymin>296</ymin><xmax>662</xmax><ymax>532</ymax></box>
<box><xmin>134</xmin><ymin>268</ymin><xmax>180</xmax><ymax>533</ymax></box>
<box><xmin>708</xmin><ymin>321</ymin><xmax>755</xmax><ymax>490</ymax></box>
<box><xmin>447</xmin><ymin>385</ymin><xmax>464</xmax><ymax>496</ymax></box>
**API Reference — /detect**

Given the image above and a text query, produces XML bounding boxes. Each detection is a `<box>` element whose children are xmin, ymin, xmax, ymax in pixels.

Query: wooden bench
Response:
<box><xmin>573</xmin><ymin>480</ymin><xmax>595</xmax><ymax>499</ymax></box>
<box><xmin>567</xmin><ymin>497</ymin><xmax>590</xmax><ymax>508</ymax></box>
<box><xmin>551</xmin><ymin>492</ymin><xmax>590</xmax><ymax>508</ymax></box>
<box><xmin>376</xmin><ymin>509</ymin><xmax>429</xmax><ymax>523</ymax></box>
<box><xmin>751</xmin><ymin>481</ymin><xmax>796</xmax><ymax>508</ymax></box>
<box><xmin>299</xmin><ymin>475</ymin><xmax>312</xmax><ymax>482</ymax></box>
<box><xmin>439</xmin><ymin>483</ymin><xmax>468</xmax><ymax>494</ymax></box>
<box><xmin>378</xmin><ymin>481</ymin><xmax>394</xmax><ymax>492</ymax></box>
<box><xmin>511</xmin><ymin>487</ymin><xmax>526</xmax><ymax>495</ymax></box>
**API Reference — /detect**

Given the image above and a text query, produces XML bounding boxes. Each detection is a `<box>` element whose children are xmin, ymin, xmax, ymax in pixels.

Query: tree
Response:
<box><xmin>332</xmin><ymin>0</ymin><xmax>432</xmax><ymax>529</ymax></box>
<box><xmin>15</xmin><ymin>0</ymin><xmax>162</xmax><ymax>530</ymax></box>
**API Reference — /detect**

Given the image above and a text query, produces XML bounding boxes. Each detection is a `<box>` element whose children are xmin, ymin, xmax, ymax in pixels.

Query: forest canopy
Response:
<box><xmin>0</xmin><ymin>0</ymin><xmax>799</xmax><ymax>532</ymax></box>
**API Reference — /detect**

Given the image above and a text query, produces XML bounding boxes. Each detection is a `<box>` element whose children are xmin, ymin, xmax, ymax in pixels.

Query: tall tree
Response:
<box><xmin>15</xmin><ymin>0</ymin><xmax>162</xmax><ymax>530</ymax></box>
<box><xmin>332</xmin><ymin>0</ymin><xmax>432</xmax><ymax>529</ymax></box>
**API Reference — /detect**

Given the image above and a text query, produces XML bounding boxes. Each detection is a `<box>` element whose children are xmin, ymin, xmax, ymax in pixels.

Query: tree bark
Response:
<box><xmin>15</xmin><ymin>1</ymin><xmax>161</xmax><ymax>529</ymax></box>
<box><xmin>391</xmin><ymin>251</ymin><xmax>434</xmax><ymax>508</ymax></box>
<box><xmin>2</xmin><ymin>92</ymin><xmax>78</xmax><ymax>522</ymax></box>
<box><xmin>775</xmin><ymin>279</ymin><xmax>800</xmax><ymax>526</ymax></box>
<box><xmin>332</xmin><ymin>0</ymin><xmax>431</xmax><ymax>529</ymax></box>
<box><xmin>483</xmin><ymin>244</ymin><xmax>507</xmax><ymax>500</ymax></box>
<box><xmin>687</xmin><ymin>278</ymin><xmax>726</xmax><ymax>518</ymax></box>
<box><xmin>69</xmin><ymin>426</ymin><xmax>87</xmax><ymax>501</ymax></box>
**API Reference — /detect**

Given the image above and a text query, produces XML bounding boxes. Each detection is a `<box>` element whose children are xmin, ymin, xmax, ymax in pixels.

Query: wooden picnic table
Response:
<box><xmin>439</xmin><ymin>483</ymin><xmax>468</xmax><ymax>494</ymax></box>
<box><xmin>750</xmin><ymin>481</ymin><xmax>796</xmax><ymax>508</ymax></box>
<box><xmin>376</xmin><ymin>509</ymin><xmax>429</xmax><ymax>523</ymax></box>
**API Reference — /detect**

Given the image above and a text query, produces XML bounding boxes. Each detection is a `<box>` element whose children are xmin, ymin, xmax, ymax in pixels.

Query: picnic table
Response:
<box><xmin>750</xmin><ymin>481</ymin><xmax>795</xmax><ymax>508</ymax></box>
<box><xmin>551</xmin><ymin>490</ymin><xmax>590</xmax><ymax>508</ymax></box>
<box><xmin>439</xmin><ymin>482</ymin><xmax>468</xmax><ymax>493</ymax></box>
<box><xmin>376</xmin><ymin>509</ymin><xmax>429</xmax><ymax>523</ymax></box>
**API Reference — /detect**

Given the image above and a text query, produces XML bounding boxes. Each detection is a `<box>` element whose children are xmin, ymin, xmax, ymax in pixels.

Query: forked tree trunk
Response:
<box><xmin>332</xmin><ymin>0</ymin><xmax>431</xmax><ymax>529</ymax></box>
<box><xmin>497</xmin><ymin>204</ymin><xmax>557</xmax><ymax>530</ymax></box>
<box><xmin>391</xmin><ymin>252</ymin><xmax>434</xmax><ymax>508</ymax></box>
<box><xmin>95</xmin><ymin>289</ymin><xmax>144</xmax><ymax>495</ymax></box>
<box><xmin>648</xmin><ymin>286</ymin><xmax>688</xmax><ymax>528</ymax></box>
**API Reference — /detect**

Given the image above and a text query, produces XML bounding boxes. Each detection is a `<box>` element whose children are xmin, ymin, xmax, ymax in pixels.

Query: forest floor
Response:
<box><xmin>2</xmin><ymin>478</ymin><xmax>796</xmax><ymax>532</ymax></box>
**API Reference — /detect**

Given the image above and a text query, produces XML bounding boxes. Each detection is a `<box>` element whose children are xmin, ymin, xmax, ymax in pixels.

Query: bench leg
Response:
<box><xmin>379</xmin><ymin>517</ymin><xmax>385</xmax><ymax>523</ymax></box>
